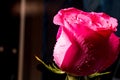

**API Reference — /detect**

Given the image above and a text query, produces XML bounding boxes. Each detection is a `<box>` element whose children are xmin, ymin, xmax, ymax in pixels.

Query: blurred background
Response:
<box><xmin>0</xmin><ymin>0</ymin><xmax>120</xmax><ymax>80</ymax></box>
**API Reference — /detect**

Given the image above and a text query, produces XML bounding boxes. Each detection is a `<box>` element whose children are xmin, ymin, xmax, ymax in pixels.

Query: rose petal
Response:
<box><xmin>53</xmin><ymin>26</ymin><xmax>72</xmax><ymax>67</ymax></box>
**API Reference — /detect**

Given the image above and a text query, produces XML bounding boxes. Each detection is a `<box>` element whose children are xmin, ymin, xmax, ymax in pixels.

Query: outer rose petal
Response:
<box><xmin>103</xmin><ymin>33</ymin><xmax>120</xmax><ymax>68</ymax></box>
<box><xmin>53</xmin><ymin>26</ymin><xmax>72</xmax><ymax>67</ymax></box>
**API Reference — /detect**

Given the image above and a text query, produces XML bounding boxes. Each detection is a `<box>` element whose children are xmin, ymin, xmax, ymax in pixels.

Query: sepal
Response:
<box><xmin>35</xmin><ymin>56</ymin><xmax>65</xmax><ymax>74</ymax></box>
<box><xmin>88</xmin><ymin>72</ymin><xmax>110</xmax><ymax>78</ymax></box>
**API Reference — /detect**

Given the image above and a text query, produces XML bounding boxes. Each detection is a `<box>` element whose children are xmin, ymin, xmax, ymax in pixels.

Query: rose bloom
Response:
<box><xmin>53</xmin><ymin>7</ymin><xmax>120</xmax><ymax>76</ymax></box>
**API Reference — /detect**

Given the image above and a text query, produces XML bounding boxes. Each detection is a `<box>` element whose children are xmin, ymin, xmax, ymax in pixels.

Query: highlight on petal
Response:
<box><xmin>53</xmin><ymin>27</ymin><xmax>72</xmax><ymax>67</ymax></box>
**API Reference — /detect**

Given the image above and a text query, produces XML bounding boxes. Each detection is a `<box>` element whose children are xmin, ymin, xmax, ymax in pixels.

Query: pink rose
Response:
<box><xmin>53</xmin><ymin>7</ymin><xmax>120</xmax><ymax>76</ymax></box>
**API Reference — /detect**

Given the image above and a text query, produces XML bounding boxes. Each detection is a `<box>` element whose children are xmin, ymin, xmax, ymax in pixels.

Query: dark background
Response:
<box><xmin>0</xmin><ymin>0</ymin><xmax>19</xmax><ymax>80</ymax></box>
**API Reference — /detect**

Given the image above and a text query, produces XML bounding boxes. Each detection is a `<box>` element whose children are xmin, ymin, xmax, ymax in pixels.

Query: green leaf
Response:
<box><xmin>88</xmin><ymin>72</ymin><xmax>110</xmax><ymax>78</ymax></box>
<box><xmin>35</xmin><ymin>56</ymin><xmax>65</xmax><ymax>74</ymax></box>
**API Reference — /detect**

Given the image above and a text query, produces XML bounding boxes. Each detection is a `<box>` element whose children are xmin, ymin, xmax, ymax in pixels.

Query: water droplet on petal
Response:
<box><xmin>91</xmin><ymin>57</ymin><xmax>95</xmax><ymax>60</ymax></box>
<box><xmin>87</xmin><ymin>64</ymin><xmax>90</xmax><ymax>67</ymax></box>
<box><xmin>93</xmin><ymin>69</ymin><xmax>97</xmax><ymax>72</ymax></box>
<box><xmin>76</xmin><ymin>65</ymin><xmax>81</xmax><ymax>71</ymax></box>
<box><xmin>85</xmin><ymin>60</ymin><xmax>88</xmax><ymax>63</ymax></box>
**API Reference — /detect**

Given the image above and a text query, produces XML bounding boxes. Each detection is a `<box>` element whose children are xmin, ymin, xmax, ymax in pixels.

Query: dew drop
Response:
<box><xmin>91</xmin><ymin>57</ymin><xmax>95</xmax><ymax>60</ymax></box>
<box><xmin>85</xmin><ymin>60</ymin><xmax>88</xmax><ymax>63</ymax></box>
<box><xmin>77</xmin><ymin>65</ymin><xmax>81</xmax><ymax>71</ymax></box>
<box><xmin>87</xmin><ymin>64</ymin><xmax>90</xmax><ymax>67</ymax></box>
<box><xmin>87</xmin><ymin>44</ymin><xmax>94</xmax><ymax>50</ymax></box>
<box><xmin>78</xmin><ymin>68</ymin><xmax>81</xmax><ymax>71</ymax></box>
<box><xmin>93</xmin><ymin>69</ymin><xmax>97</xmax><ymax>72</ymax></box>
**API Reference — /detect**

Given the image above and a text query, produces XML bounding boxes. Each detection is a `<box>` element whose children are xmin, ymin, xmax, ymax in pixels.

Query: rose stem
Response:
<box><xmin>65</xmin><ymin>74</ymin><xmax>81</xmax><ymax>80</ymax></box>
